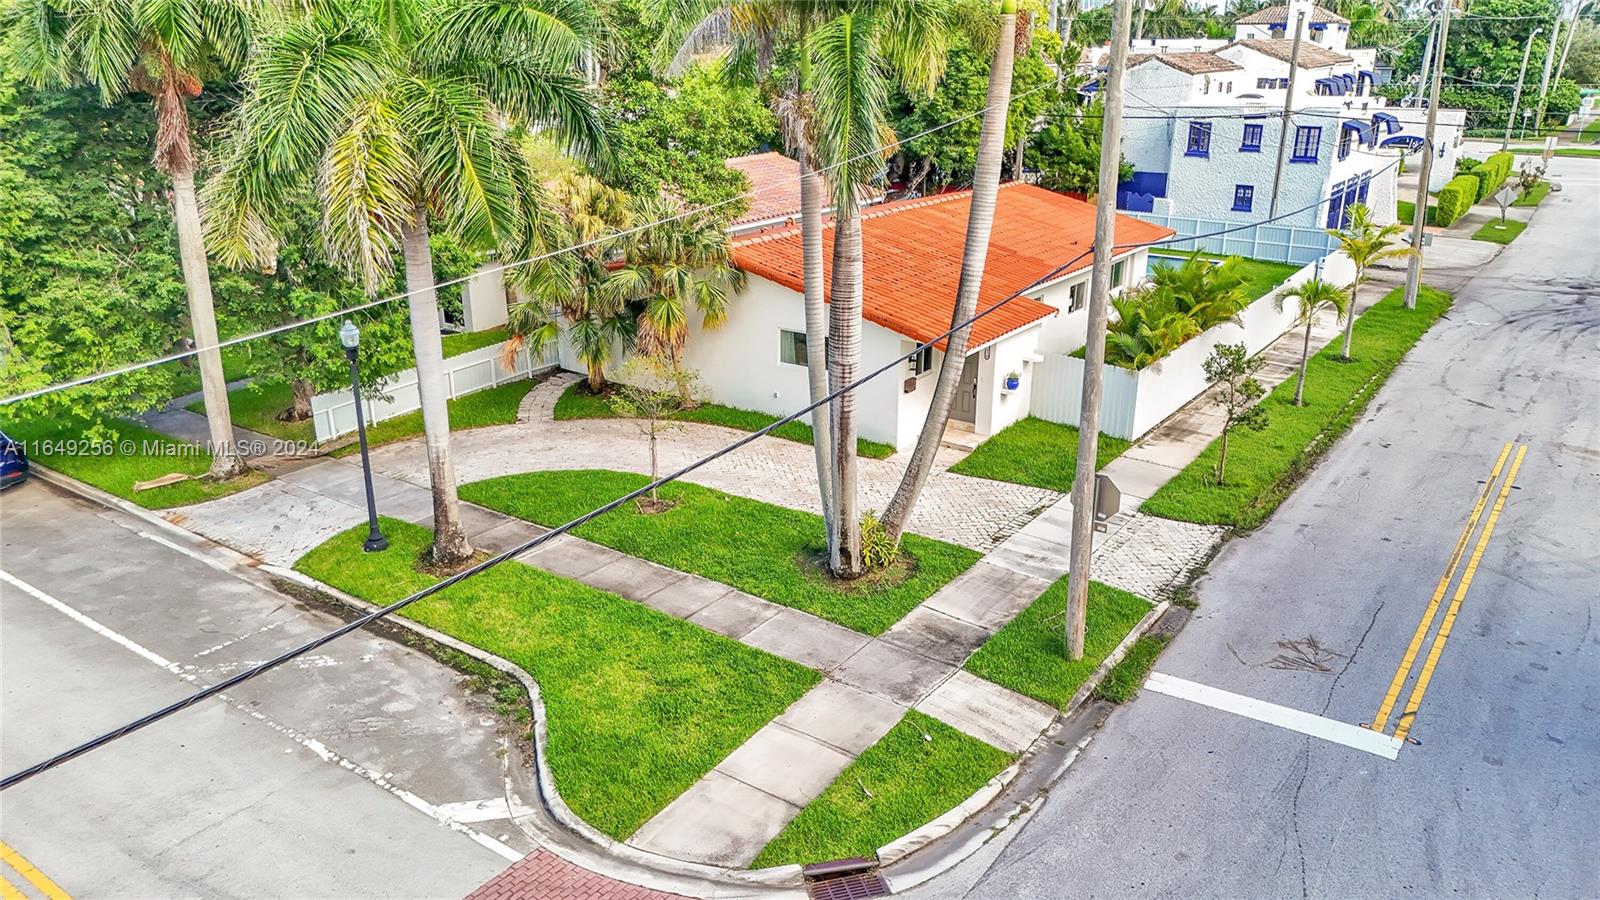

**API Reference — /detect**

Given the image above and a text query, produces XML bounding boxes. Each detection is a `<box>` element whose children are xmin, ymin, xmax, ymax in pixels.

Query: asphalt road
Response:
<box><xmin>912</xmin><ymin>159</ymin><xmax>1600</xmax><ymax>899</ymax></box>
<box><xmin>0</xmin><ymin>481</ymin><xmax>529</xmax><ymax>898</ymax></box>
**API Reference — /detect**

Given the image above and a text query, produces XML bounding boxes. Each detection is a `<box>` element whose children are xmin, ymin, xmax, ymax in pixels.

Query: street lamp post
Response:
<box><xmin>340</xmin><ymin>320</ymin><xmax>388</xmax><ymax>553</ymax></box>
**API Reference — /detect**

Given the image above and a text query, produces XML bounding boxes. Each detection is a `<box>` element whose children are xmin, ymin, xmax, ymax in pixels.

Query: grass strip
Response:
<box><xmin>1396</xmin><ymin>199</ymin><xmax>1436</xmax><ymax>226</ymax></box>
<box><xmin>294</xmin><ymin>518</ymin><xmax>818</xmax><ymax>840</ymax></box>
<box><xmin>1472</xmin><ymin>218</ymin><xmax>1527</xmax><ymax>244</ymax></box>
<box><xmin>750</xmin><ymin>711</ymin><xmax>1013</xmax><ymax>868</ymax></box>
<box><xmin>964</xmin><ymin>578</ymin><xmax>1153</xmax><ymax>708</ymax></box>
<box><xmin>948</xmin><ymin>416</ymin><xmax>1131</xmax><ymax>493</ymax></box>
<box><xmin>1508</xmin><ymin>146</ymin><xmax>1600</xmax><ymax>158</ymax></box>
<box><xmin>460</xmin><ymin>470</ymin><xmax>980</xmax><ymax>635</ymax></box>
<box><xmin>1094</xmin><ymin>635</ymin><xmax>1170</xmax><ymax>703</ymax></box>
<box><xmin>6</xmin><ymin>416</ymin><xmax>268</xmax><ymax>508</ymax></box>
<box><xmin>1141</xmin><ymin>286</ymin><xmax>1451</xmax><ymax>528</ymax></box>
<box><xmin>554</xmin><ymin>384</ymin><xmax>895</xmax><ymax>460</ymax></box>
<box><xmin>328</xmin><ymin>379</ymin><xmax>537</xmax><ymax>457</ymax></box>
<box><xmin>1512</xmin><ymin>181</ymin><xmax>1551</xmax><ymax>207</ymax></box>
<box><xmin>440</xmin><ymin>326</ymin><xmax>509</xmax><ymax>358</ymax></box>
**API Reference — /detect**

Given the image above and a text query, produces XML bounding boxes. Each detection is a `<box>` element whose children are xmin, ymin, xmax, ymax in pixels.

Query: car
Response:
<box><xmin>1</xmin><ymin>430</ymin><xmax>29</xmax><ymax>489</ymax></box>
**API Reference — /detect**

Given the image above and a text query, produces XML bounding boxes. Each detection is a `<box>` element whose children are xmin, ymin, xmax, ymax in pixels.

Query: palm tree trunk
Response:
<box><xmin>1135</xmin><ymin>0</ymin><xmax>1147</xmax><ymax>42</ymax></box>
<box><xmin>799</xmin><ymin>146</ymin><xmax>837</xmax><ymax>553</ymax></box>
<box><xmin>1295</xmin><ymin>318</ymin><xmax>1312</xmax><ymax>406</ymax></box>
<box><xmin>400</xmin><ymin>211</ymin><xmax>473</xmax><ymax>566</ymax></box>
<box><xmin>1340</xmin><ymin>273</ymin><xmax>1359</xmax><ymax>360</ymax></box>
<box><xmin>829</xmin><ymin>208</ymin><xmax>865</xmax><ymax>578</ymax></box>
<box><xmin>169</xmin><ymin>168</ymin><xmax>247</xmax><ymax>480</ymax></box>
<box><xmin>882</xmin><ymin>7</ymin><xmax>1018</xmax><ymax>541</ymax></box>
<box><xmin>1061</xmin><ymin>5</ymin><xmax>1076</xmax><ymax>45</ymax></box>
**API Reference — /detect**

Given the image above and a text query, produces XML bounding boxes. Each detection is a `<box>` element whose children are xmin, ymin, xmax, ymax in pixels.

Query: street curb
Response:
<box><xmin>878</xmin><ymin>599</ymin><xmax>1172</xmax><ymax>891</ymax></box>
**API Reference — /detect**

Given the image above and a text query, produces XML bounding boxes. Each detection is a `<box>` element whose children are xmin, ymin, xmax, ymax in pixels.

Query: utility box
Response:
<box><xmin>1094</xmin><ymin>474</ymin><xmax>1121</xmax><ymax>532</ymax></box>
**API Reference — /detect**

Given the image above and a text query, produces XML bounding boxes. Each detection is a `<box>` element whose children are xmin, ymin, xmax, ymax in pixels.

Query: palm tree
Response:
<box><xmin>882</xmin><ymin>0</ymin><xmax>1019</xmax><ymax>542</ymax></box>
<box><xmin>5</xmin><ymin>0</ymin><xmax>252</xmax><ymax>479</ymax></box>
<box><xmin>506</xmin><ymin>174</ymin><xmax>633</xmax><ymax>393</ymax></box>
<box><xmin>1273</xmin><ymin>277</ymin><xmax>1350</xmax><ymax>406</ymax></box>
<box><xmin>605</xmin><ymin>193</ymin><xmax>745</xmax><ymax>387</ymax></box>
<box><xmin>1328</xmin><ymin>202</ymin><xmax>1412</xmax><ymax>360</ymax></box>
<box><xmin>1148</xmin><ymin>251</ymin><xmax>1250</xmax><ymax>328</ymax></box>
<box><xmin>206</xmin><ymin>0</ymin><xmax>605</xmax><ymax>566</ymax></box>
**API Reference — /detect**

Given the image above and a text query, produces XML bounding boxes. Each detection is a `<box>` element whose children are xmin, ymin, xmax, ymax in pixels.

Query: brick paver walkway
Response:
<box><xmin>465</xmin><ymin>850</ymin><xmax>687</xmax><ymax>900</ymax></box>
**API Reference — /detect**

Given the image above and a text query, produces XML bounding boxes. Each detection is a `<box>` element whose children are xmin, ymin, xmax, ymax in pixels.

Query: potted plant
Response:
<box><xmin>1004</xmin><ymin>370</ymin><xmax>1021</xmax><ymax>391</ymax></box>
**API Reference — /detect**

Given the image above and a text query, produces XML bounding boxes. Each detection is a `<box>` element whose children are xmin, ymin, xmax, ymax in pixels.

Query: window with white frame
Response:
<box><xmin>1067</xmin><ymin>280</ymin><xmax>1087</xmax><ymax>313</ymax></box>
<box><xmin>908</xmin><ymin>344</ymin><xmax>935</xmax><ymax>376</ymax></box>
<box><xmin>1111</xmin><ymin>259</ymin><xmax>1126</xmax><ymax>286</ymax></box>
<box><xmin>779</xmin><ymin>329</ymin><xmax>808</xmax><ymax>366</ymax></box>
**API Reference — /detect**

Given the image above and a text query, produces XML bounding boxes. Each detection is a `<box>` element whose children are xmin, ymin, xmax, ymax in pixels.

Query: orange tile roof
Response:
<box><xmin>727</xmin><ymin>152</ymin><xmax>803</xmax><ymax>229</ymax></box>
<box><xmin>731</xmin><ymin>182</ymin><xmax>1177</xmax><ymax>351</ymax></box>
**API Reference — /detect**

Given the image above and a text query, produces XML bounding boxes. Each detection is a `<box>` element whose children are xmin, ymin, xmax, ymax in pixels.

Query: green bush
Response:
<box><xmin>1474</xmin><ymin>152</ymin><xmax>1513</xmax><ymax>202</ymax></box>
<box><xmin>1435</xmin><ymin>174</ymin><xmax>1479</xmax><ymax>226</ymax></box>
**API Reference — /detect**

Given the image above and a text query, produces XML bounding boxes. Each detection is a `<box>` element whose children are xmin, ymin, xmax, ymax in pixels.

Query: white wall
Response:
<box><xmin>973</xmin><ymin>327</ymin><xmax>1043</xmax><ymax>437</ymax></box>
<box><xmin>461</xmin><ymin>263</ymin><xmax>509</xmax><ymax>332</ymax></box>
<box><xmin>1032</xmin><ymin>248</ymin><xmax>1150</xmax><ymax>354</ymax></box>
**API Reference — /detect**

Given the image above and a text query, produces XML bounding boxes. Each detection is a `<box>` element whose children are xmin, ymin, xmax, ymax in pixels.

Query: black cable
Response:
<box><xmin>0</xmin><ymin>154</ymin><xmax>1403</xmax><ymax>792</ymax></box>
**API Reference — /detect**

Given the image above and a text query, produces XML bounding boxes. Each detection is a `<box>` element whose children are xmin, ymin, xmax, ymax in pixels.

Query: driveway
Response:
<box><xmin>907</xmin><ymin>159</ymin><xmax>1600</xmax><ymax>897</ymax></box>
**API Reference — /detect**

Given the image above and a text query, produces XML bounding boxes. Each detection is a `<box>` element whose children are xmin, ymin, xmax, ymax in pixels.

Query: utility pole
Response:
<box><xmin>1532</xmin><ymin>16</ymin><xmax>1562</xmax><ymax>137</ymax></box>
<box><xmin>1268</xmin><ymin>11</ymin><xmax>1307</xmax><ymax>219</ymax></box>
<box><xmin>1553</xmin><ymin>4</ymin><xmax>1580</xmax><ymax>91</ymax></box>
<box><xmin>1413</xmin><ymin>16</ymin><xmax>1436</xmax><ymax>109</ymax></box>
<box><xmin>1065</xmin><ymin>0</ymin><xmax>1132</xmax><ymax>661</ymax></box>
<box><xmin>1403</xmin><ymin>0</ymin><xmax>1451</xmax><ymax>310</ymax></box>
<box><xmin>1504</xmin><ymin>28</ymin><xmax>1542</xmax><ymax>151</ymax></box>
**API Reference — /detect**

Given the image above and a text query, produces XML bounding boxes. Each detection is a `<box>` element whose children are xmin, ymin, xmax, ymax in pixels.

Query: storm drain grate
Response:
<box><xmin>803</xmin><ymin>858</ymin><xmax>889</xmax><ymax>900</ymax></box>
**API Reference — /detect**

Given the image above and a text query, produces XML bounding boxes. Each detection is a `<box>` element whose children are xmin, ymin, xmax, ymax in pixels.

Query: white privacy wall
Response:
<box><xmin>309</xmin><ymin>338</ymin><xmax>558</xmax><ymax>443</ymax></box>
<box><xmin>1030</xmin><ymin>250</ymin><xmax>1356</xmax><ymax>440</ymax></box>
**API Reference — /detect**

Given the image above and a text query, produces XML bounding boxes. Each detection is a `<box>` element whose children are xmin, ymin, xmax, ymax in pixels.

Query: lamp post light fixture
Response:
<box><xmin>340</xmin><ymin>320</ymin><xmax>388</xmax><ymax>552</ymax></box>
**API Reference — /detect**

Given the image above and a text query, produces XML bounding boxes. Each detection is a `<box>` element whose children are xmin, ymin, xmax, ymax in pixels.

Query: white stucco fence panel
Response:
<box><xmin>310</xmin><ymin>339</ymin><xmax>559</xmax><ymax>443</ymax></box>
<box><xmin>1029</xmin><ymin>250</ymin><xmax>1354</xmax><ymax>440</ymax></box>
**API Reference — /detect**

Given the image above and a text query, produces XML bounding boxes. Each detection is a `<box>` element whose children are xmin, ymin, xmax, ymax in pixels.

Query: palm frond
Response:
<box><xmin>4</xmin><ymin>0</ymin><xmax>77</xmax><ymax>89</ymax></box>
<box><xmin>418</xmin><ymin>0</ymin><xmax>598</xmax><ymax>73</ymax></box>
<box><xmin>67</xmin><ymin>0</ymin><xmax>140</xmax><ymax>102</ymax></box>
<box><xmin>808</xmin><ymin>9</ymin><xmax>888</xmax><ymax>212</ymax></box>
<box><xmin>395</xmin><ymin>73</ymin><xmax>520</xmax><ymax>251</ymax></box>
<box><xmin>319</xmin><ymin>91</ymin><xmax>418</xmax><ymax>292</ymax></box>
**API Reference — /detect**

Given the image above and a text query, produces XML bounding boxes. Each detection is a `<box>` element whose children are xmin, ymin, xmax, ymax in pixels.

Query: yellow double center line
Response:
<box><xmin>0</xmin><ymin>840</ymin><xmax>71</xmax><ymax>900</ymax></box>
<box><xmin>1370</xmin><ymin>442</ymin><xmax>1528</xmax><ymax>742</ymax></box>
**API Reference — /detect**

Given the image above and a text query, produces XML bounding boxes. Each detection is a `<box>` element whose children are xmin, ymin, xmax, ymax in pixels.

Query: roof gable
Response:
<box><xmin>1222</xmin><ymin>39</ymin><xmax>1353</xmax><ymax>69</ymax></box>
<box><xmin>1237</xmin><ymin>4</ymin><xmax>1350</xmax><ymax>25</ymax></box>
<box><xmin>1130</xmin><ymin>52</ymin><xmax>1243</xmax><ymax>76</ymax></box>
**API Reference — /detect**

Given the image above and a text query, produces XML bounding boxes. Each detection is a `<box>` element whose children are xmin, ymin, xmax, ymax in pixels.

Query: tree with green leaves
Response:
<box><xmin>205</xmin><ymin>0</ymin><xmax>606</xmax><ymax>566</ymax></box>
<box><xmin>1328</xmin><ymin>202</ymin><xmax>1412</xmax><ymax>361</ymax></box>
<box><xmin>3</xmin><ymin>0</ymin><xmax>253</xmax><ymax>478</ymax></box>
<box><xmin>882</xmin><ymin>0</ymin><xmax>1020</xmax><ymax>543</ymax></box>
<box><xmin>1274</xmin><ymin>277</ymin><xmax>1349</xmax><ymax>406</ymax></box>
<box><xmin>609</xmin><ymin>354</ymin><xmax>702</xmax><ymax>508</ymax></box>
<box><xmin>1203</xmin><ymin>341</ymin><xmax>1267</xmax><ymax>485</ymax></box>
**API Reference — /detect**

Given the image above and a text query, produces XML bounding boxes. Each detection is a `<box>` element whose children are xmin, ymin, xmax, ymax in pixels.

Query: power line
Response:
<box><xmin>0</xmin><ymin>153</ymin><xmax>1403</xmax><ymax>792</ymax></box>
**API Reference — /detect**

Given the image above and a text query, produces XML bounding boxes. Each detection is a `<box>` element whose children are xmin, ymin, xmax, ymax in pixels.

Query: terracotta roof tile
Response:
<box><xmin>1130</xmin><ymin>52</ymin><xmax>1243</xmax><ymax>75</ymax></box>
<box><xmin>1225</xmin><ymin>39</ymin><xmax>1353</xmax><ymax>68</ymax></box>
<box><xmin>1237</xmin><ymin>4</ymin><xmax>1350</xmax><ymax>24</ymax></box>
<box><xmin>731</xmin><ymin>183</ymin><xmax>1176</xmax><ymax>351</ymax></box>
<box><xmin>726</xmin><ymin>152</ymin><xmax>803</xmax><ymax>229</ymax></box>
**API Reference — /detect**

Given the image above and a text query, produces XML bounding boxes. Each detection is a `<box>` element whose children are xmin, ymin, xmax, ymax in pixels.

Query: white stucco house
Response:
<box><xmin>1112</xmin><ymin>0</ymin><xmax>1463</xmax><ymax>231</ymax></box>
<box><xmin>671</xmin><ymin>183</ymin><xmax>1174</xmax><ymax>452</ymax></box>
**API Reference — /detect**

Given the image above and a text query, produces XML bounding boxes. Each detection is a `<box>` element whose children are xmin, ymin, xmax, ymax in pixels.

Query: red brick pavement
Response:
<box><xmin>464</xmin><ymin>850</ymin><xmax>693</xmax><ymax>900</ymax></box>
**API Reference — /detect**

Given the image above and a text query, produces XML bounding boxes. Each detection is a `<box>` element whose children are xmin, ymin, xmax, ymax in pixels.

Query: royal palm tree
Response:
<box><xmin>1329</xmin><ymin>202</ymin><xmax>1413</xmax><ymax>360</ymax></box>
<box><xmin>505</xmin><ymin>174</ymin><xmax>633</xmax><ymax>393</ymax></box>
<box><xmin>206</xmin><ymin>0</ymin><xmax>605</xmax><ymax>565</ymax></box>
<box><xmin>5</xmin><ymin>0</ymin><xmax>252</xmax><ymax>479</ymax></box>
<box><xmin>1274</xmin><ymin>277</ymin><xmax>1350</xmax><ymax>406</ymax></box>
<box><xmin>881</xmin><ymin>0</ymin><xmax>1019</xmax><ymax>542</ymax></box>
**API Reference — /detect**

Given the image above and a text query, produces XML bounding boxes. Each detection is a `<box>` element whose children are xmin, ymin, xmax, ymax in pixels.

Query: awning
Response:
<box><xmin>1341</xmin><ymin>119</ymin><xmax>1375</xmax><ymax>146</ymax></box>
<box><xmin>1372</xmin><ymin>111</ymin><xmax>1400</xmax><ymax>134</ymax></box>
<box><xmin>1316</xmin><ymin>76</ymin><xmax>1348</xmax><ymax>95</ymax></box>
<box><xmin>1381</xmin><ymin>135</ymin><xmax>1424</xmax><ymax>150</ymax></box>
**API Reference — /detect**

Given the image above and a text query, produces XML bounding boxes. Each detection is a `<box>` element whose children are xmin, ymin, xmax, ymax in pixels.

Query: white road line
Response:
<box><xmin>1144</xmin><ymin>672</ymin><xmax>1404</xmax><ymax>760</ymax></box>
<box><xmin>436</xmin><ymin>797</ymin><xmax>538</xmax><ymax>825</ymax></box>
<box><xmin>0</xmin><ymin>567</ymin><xmax>524</xmax><ymax>862</ymax></box>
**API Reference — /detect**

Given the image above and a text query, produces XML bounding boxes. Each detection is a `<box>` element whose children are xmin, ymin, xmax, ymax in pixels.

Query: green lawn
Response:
<box><xmin>1094</xmin><ymin>635</ymin><xmax>1170</xmax><ymax>703</ymax></box>
<box><xmin>1512</xmin><ymin>181</ymin><xmax>1552</xmax><ymax>207</ymax></box>
<box><xmin>294</xmin><ymin>518</ymin><xmax>818</xmax><ymax>840</ymax></box>
<box><xmin>1509</xmin><ymin>146</ymin><xmax>1600</xmax><ymax>158</ymax></box>
<box><xmin>440</xmin><ymin>326</ymin><xmax>510</xmax><ymax>357</ymax></box>
<box><xmin>6</xmin><ymin>416</ymin><xmax>269</xmax><ymax>508</ymax></box>
<box><xmin>554</xmin><ymin>384</ymin><xmax>895</xmax><ymax>460</ymax></box>
<box><xmin>1581</xmin><ymin>118</ymin><xmax>1600</xmax><ymax>142</ymax></box>
<box><xmin>1142</xmin><ymin>286</ymin><xmax>1452</xmax><ymax>528</ymax></box>
<box><xmin>166</xmin><ymin>347</ymin><xmax>251</xmax><ymax>398</ymax></box>
<box><xmin>328</xmin><ymin>378</ymin><xmax>538</xmax><ymax>457</ymax></box>
<box><xmin>459</xmin><ymin>470</ymin><xmax>981</xmax><ymax>635</ymax></box>
<box><xmin>750</xmin><ymin>711</ymin><xmax>1013</xmax><ymax>867</ymax></box>
<box><xmin>964</xmin><ymin>578</ymin><xmax>1153</xmax><ymax>708</ymax></box>
<box><xmin>948</xmin><ymin>416</ymin><xmax>1131</xmax><ymax>493</ymax></box>
<box><xmin>1472</xmin><ymin>218</ymin><xmax>1528</xmax><ymax>244</ymax></box>
<box><xmin>186</xmin><ymin>381</ymin><xmax>314</xmax><ymax>444</ymax></box>
<box><xmin>1396</xmin><ymin>199</ymin><xmax>1437</xmax><ymax>226</ymax></box>
<box><xmin>1229</xmin><ymin>257</ymin><xmax>1304</xmax><ymax>300</ymax></box>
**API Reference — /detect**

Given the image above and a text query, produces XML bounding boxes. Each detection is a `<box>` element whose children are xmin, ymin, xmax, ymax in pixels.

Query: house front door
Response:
<box><xmin>953</xmin><ymin>356</ymin><xmax>978</xmax><ymax>423</ymax></box>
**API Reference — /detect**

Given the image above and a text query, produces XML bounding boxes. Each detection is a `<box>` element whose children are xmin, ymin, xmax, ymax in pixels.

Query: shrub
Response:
<box><xmin>860</xmin><ymin>510</ymin><xmax>900</xmax><ymax>569</ymax></box>
<box><xmin>1474</xmin><ymin>152</ymin><xmax>1514</xmax><ymax>202</ymax></box>
<box><xmin>1435</xmin><ymin>174</ymin><xmax>1479</xmax><ymax>226</ymax></box>
<box><xmin>1454</xmin><ymin>157</ymin><xmax>1481</xmax><ymax>176</ymax></box>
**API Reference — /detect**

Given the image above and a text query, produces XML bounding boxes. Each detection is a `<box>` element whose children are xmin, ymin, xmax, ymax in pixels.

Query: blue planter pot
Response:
<box><xmin>1005</xmin><ymin>377</ymin><xmax>1020</xmax><ymax>390</ymax></box>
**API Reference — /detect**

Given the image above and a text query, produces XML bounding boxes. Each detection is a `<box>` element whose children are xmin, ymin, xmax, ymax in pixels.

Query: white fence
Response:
<box><xmin>1030</xmin><ymin>250</ymin><xmax>1356</xmax><ymax>441</ymax></box>
<box><xmin>310</xmin><ymin>338</ymin><xmax>559</xmax><ymax>443</ymax></box>
<box><xmin>1130</xmin><ymin>213</ymin><xmax>1339</xmax><ymax>266</ymax></box>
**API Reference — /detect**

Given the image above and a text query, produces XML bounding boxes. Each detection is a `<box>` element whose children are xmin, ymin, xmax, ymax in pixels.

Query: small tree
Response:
<box><xmin>1329</xmin><ymin>204</ymin><xmax>1413</xmax><ymax>361</ymax></box>
<box><xmin>1274</xmin><ymin>278</ymin><xmax>1350</xmax><ymax>407</ymax></box>
<box><xmin>1516</xmin><ymin>160</ymin><xmax>1547</xmax><ymax>199</ymax></box>
<box><xmin>609</xmin><ymin>356</ymin><xmax>702</xmax><ymax>510</ymax></box>
<box><xmin>1203</xmin><ymin>343</ymin><xmax>1268</xmax><ymax>485</ymax></box>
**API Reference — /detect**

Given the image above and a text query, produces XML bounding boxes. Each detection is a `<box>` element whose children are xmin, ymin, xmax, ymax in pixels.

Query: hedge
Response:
<box><xmin>1474</xmin><ymin>152</ymin><xmax>1513</xmax><ymax>202</ymax></box>
<box><xmin>1435</xmin><ymin>174</ymin><xmax>1479</xmax><ymax>226</ymax></box>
